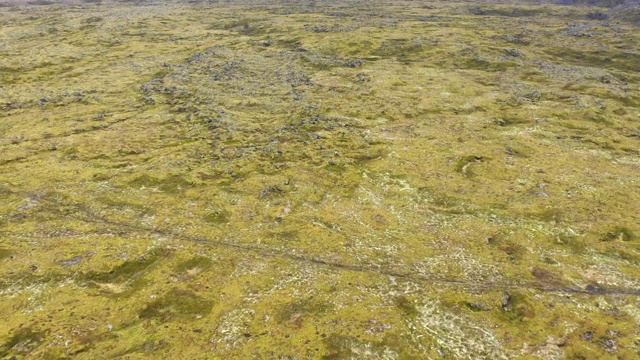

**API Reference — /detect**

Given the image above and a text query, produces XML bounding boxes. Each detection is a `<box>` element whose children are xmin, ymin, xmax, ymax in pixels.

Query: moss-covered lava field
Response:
<box><xmin>1</xmin><ymin>0</ymin><xmax>639</xmax><ymax>358</ymax></box>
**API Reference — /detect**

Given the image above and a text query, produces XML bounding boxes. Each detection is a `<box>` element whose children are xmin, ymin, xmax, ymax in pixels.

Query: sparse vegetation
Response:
<box><xmin>1</xmin><ymin>0</ymin><xmax>639</xmax><ymax>358</ymax></box>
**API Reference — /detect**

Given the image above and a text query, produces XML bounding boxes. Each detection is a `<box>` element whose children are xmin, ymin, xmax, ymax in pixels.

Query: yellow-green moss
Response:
<box><xmin>1</xmin><ymin>0</ymin><xmax>639</xmax><ymax>358</ymax></box>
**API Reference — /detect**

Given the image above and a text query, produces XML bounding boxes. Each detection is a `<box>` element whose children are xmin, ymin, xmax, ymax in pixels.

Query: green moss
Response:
<box><xmin>528</xmin><ymin>207</ymin><xmax>563</xmax><ymax>223</ymax></box>
<box><xmin>0</xmin><ymin>329</ymin><xmax>44</xmax><ymax>358</ymax></box>
<box><xmin>321</xmin><ymin>334</ymin><xmax>356</xmax><ymax>359</ymax></box>
<box><xmin>82</xmin><ymin>251</ymin><xmax>160</xmax><ymax>284</ymax></box>
<box><xmin>91</xmin><ymin>172</ymin><xmax>110</xmax><ymax>181</ymax></box>
<box><xmin>128</xmin><ymin>174</ymin><xmax>194</xmax><ymax>193</ymax></box>
<box><xmin>505</xmin><ymin>145</ymin><xmax>530</xmax><ymax>157</ymax></box>
<box><xmin>259</xmin><ymin>185</ymin><xmax>284</xmax><ymax>198</ymax></box>
<box><xmin>465</xmin><ymin>301</ymin><xmax>491</xmax><ymax>312</ymax></box>
<box><xmin>221</xmin><ymin>18</ymin><xmax>255</xmax><ymax>30</ymax></box>
<box><xmin>108</xmin><ymin>338</ymin><xmax>167</xmax><ymax>357</ymax></box>
<box><xmin>500</xmin><ymin>242</ymin><xmax>527</xmax><ymax>261</ymax></box>
<box><xmin>152</xmin><ymin>68</ymin><xmax>170</xmax><ymax>80</ymax></box>
<box><xmin>587</xmin><ymin>89</ymin><xmax>640</xmax><ymax>107</ymax></box>
<box><xmin>276</xmin><ymin>298</ymin><xmax>332</xmax><ymax>323</ymax></box>
<box><xmin>427</xmin><ymin>192</ymin><xmax>475</xmax><ymax>215</ymax></box>
<box><xmin>556</xmin><ymin>234</ymin><xmax>587</xmax><ymax>254</ymax></box>
<box><xmin>518</xmin><ymin>70</ymin><xmax>548</xmax><ymax>83</ymax></box>
<box><xmin>462</xmin><ymin>58</ymin><xmax>518</xmax><ymax>71</ymax></box>
<box><xmin>138</xmin><ymin>288</ymin><xmax>214</xmax><ymax>321</ymax></box>
<box><xmin>1</xmin><ymin>1</ymin><xmax>640</xmax><ymax>358</ymax></box>
<box><xmin>371</xmin><ymin>38</ymin><xmax>427</xmax><ymax>61</ymax></box>
<box><xmin>322</xmin><ymin>333</ymin><xmax>419</xmax><ymax>360</ymax></box>
<box><xmin>219</xmin><ymin>18</ymin><xmax>268</xmax><ymax>36</ymax></box>
<box><xmin>468</xmin><ymin>7</ymin><xmax>547</xmax><ymax>17</ymax></box>
<box><xmin>97</xmin><ymin>195</ymin><xmax>152</xmax><ymax>213</ymax></box>
<box><xmin>500</xmin><ymin>291</ymin><xmax>535</xmax><ymax>322</ymax></box>
<box><xmin>602</xmin><ymin>226</ymin><xmax>636</xmax><ymax>242</ymax></box>
<box><xmin>454</xmin><ymin>155</ymin><xmax>484</xmax><ymax>177</ymax></box>
<box><xmin>546</xmin><ymin>48</ymin><xmax>640</xmax><ymax>72</ymax></box>
<box><xmin>84</xmin><ymin>16</ymin><xmax>103</xmax><ymax>24</ymax></box>
<box><xmin>394</xmin><ymin>295</ymin><xmax>419</xmax><ymax>318</ymax></box>
<box><xmin>0</xmin><ymin>248</ymin><xmax>11</xmax><ymax>260</ymax></box>
<box><xmin>269</xmin><ymin>230</ymin><xmax>300</xmax><ymax>241</ymax></box>
<box><xmin>613</xmin><ymin>248</ymin><xmax>640</xmax><ymax>263</ymax></box>
<box><xmin>204</xmin><ymin>209</ymin><xmax>230</xmax><ymax>224</ymax></box>
<box><xmin>174</xmin><ymin>256</ymin><xmax>214</xmax><ymax>273</ymax></box>
<box><xmin>494</xmin><ymin>116</ymin><xmax>530</xmax><ymax>126</ymax></box>
<box><xmin>530</xmin><ymin>266</ymin><xmax>563</xmax><ymax>287</ymax></box>
<box><xmin>275</xmin><ymin>38</ymin><xmax>302</xmax><ymax>50</ymax></box>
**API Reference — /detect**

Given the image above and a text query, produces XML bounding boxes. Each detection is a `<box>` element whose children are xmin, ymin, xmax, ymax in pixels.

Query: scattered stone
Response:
<box><xmin>565</xmin><ymin>23</ymin><xmax>594</xmax><ymax>37</ymax></box>
<box><xmin>598</xmin><ymin>75</ymin><xmax>612</xmax><ymax>84</ymax></box>
<box><xmin>606</xmin><ymin>330</ymin><xmax>621</xmax><ymax>338</ymax></box>
<box><xmin>501</xmin><ymin>291</ymin><xmax>511</xmax><ymax>309</ymax></box>
<box><xmin>59</xmin><ymin>256</ymin><xmax>82</xmax><ymax>266</ymax></box>
<box><xmin>586</xmin><ymin>12</ymin><xmax>608</xmax><ymax>21</ymax></box>
<box><xmin>506</xmin><ymin>48</ymin><xmax>523</xmax><ymax>57</ymax></box>
<box><xmin>260</xmin><ymin>185</ymin><xmax>283</xmax><ymax>198</ymax></box>
<box><xmin>467</xmin><ymin>302</ymin><xmax>491</xmax><ymax>311</ymax></box>
<box><xmin>601</xmin><ymin>338</ymin><xmax>617</xmax><ymax>354</ymax></box>
<box><xmin>356</xmin><ymin>73</ymin><xmax>368</xmax><ymax>83</ymax></box>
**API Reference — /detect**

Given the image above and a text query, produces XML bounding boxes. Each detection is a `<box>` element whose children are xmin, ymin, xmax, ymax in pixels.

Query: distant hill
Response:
<box><xmin>1</xmin><ymin>0</ymin><xmax>638</xmax><ymax>27</ymax></box>
<box><xmin>553</xmin><ymin>0</ymin><xmax>627</xmax><ymax>7</ymax></box>
<box><xmin>0</xmin><ymin>0</ymin><xmax>638</xmax><ymax>6</ymax></box>
<box><xmin>608</xmin><ymin>0</ymin><xmax>640</xmax><ymax>24</ymax></box>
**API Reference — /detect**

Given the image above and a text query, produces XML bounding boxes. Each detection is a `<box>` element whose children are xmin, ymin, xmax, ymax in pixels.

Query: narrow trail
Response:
<box><xmin>3</xmin><ymin>198</ymin><xmax>639</xmax><ymax>297</ymax></box>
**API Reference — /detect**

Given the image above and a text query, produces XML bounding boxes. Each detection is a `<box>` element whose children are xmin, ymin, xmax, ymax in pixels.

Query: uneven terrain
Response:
<box><xmin>0</xmin><ymin>0</ymin><xmax>639</xmax><ymax>358</ymax></box>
